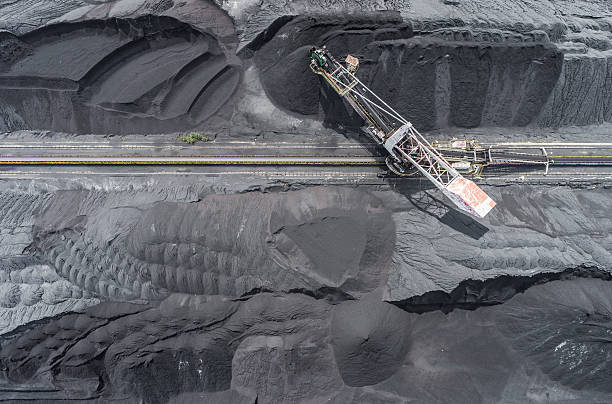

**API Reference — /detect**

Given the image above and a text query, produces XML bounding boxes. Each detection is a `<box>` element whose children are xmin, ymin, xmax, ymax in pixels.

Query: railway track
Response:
<box><xmin>1</xmin><ymin>142</ymin><xmax>611</xmax><ymax>179</ymax></box>
<box><xmin>1</xmin><ymin>152</ymin><xmax>611</xmax><ymax>168</ymax></box>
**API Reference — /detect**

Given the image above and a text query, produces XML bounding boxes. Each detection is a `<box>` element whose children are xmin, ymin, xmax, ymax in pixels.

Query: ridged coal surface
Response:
<box><xmin>0</xmin><ymin>180</ymin><xmax>610</xmax><ymax>401</ymax></box>
<box><xmin>30</xmin><ymin>187</ymin><xmax>394</xmax><ymax>301</ymax></box>
<box><xmin>1</xmin><ymin>2</ymin><xmax>611</xmax><ymax>132</ymax></box>
<box><xmin>251</xmin><ymin>15</ymin><xmax>564</xmax><ymax>130</ymax></box>
<box><xmin>0</xmin><ymin>16</ymin><xmax>240</xmax><ymax>134</ymax></box>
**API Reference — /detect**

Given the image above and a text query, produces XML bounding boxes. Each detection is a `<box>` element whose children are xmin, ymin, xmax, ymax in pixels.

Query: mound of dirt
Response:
<box><xmin>331</xmin><ymin>292</ymin><xmax>411</xmax><ymax>386</ymax></box>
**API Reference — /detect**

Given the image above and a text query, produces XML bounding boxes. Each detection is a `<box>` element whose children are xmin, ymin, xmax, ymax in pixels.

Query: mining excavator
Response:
<box><xmin>309</xmin><ymin>46</ymin><xmax>496</xmax><ymax>219</ymax></box>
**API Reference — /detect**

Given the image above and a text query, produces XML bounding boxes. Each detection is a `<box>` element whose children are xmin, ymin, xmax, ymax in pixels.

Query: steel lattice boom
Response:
<box><xmin>309</xmin><ymin>46</ymin><xmax>496</xmax><ymax>218</ymax></box>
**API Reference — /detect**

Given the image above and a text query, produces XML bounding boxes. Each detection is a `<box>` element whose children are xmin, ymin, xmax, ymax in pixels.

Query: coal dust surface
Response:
<box><xmin>1</xmin><ymin>0</ymin><xmax>612</xmax><ymax>403</ymax></box>
<box><xmin>0</xmin><ymin>16</ymin><xmax>240</xmax><ymax>134</ymax></box>
<box><xmin>0</xmin><ymin>181</ymin><xmax>611</xmax><ymax>402</ymax></box>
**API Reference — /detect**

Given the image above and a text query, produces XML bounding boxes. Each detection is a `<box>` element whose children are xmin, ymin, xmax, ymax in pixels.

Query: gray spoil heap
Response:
<box><xmin>0</xmin><ymin>0</ymin><xmax>611</xmax><ymax>402</ymax></box>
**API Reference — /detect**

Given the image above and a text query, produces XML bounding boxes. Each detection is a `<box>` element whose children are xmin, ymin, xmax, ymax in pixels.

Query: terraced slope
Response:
<box><xmin>0</xmin><ymin>16</ymin><xmax>241</xmax><ymax>133</ymax></box>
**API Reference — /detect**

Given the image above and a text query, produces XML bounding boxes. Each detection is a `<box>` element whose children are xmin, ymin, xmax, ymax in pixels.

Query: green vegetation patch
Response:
<box><xmin>180</xmin><ymin>132</ymin><xmax>211</xmax><ymax>144</ymax></box>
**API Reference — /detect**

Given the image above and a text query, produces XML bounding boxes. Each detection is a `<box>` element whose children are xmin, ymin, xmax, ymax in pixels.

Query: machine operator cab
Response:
<box><xmin>310</xmin><ymin>47</ymin><xmax>329</xmax><ymax>68</ymax></box>
<box><xmin>310</xmin><ymin>46</ymin><xmax>360</xmax><ymax>75</ymax></box>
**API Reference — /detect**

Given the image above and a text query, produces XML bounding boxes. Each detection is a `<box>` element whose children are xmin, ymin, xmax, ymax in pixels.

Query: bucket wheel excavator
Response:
<box><xmin>310</xmin><ymin>46</ymin><xmax>496</xmax><ymax>219</ymax></box>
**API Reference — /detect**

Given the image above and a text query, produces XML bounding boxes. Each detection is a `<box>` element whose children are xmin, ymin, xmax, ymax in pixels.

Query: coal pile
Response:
<box><xmin>0</xmin><ymin>16</ymin><xmax>240</xmax><ymax>134</ymax></box>
<box><xmin>0</xmin><ymin>0</ymin><xmax>612</xmax><ymax>402</ymax></box>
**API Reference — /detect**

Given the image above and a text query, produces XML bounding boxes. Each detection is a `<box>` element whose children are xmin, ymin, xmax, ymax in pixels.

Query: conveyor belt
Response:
<box><xmin>1</xmin><ymin>144</ymin><xmax>611</xmax><ymax>173</ymax></box>
<box><xmin>0</xmin><ymin>155</ymin><xmax>383</xmax><ymax>165</ymax></box>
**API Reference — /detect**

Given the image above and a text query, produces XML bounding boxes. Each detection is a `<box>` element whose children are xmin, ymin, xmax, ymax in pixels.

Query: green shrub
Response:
<box><xmin>180</xmin><ymin>132</ymin><xmax>211</xmax><ymax>144</ymax></box>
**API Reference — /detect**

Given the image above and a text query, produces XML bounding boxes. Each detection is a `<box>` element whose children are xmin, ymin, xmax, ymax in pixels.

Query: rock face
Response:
<box><xmin>537</xmin><ymin>48</ymin><xmax>612</xmax><ymax>127</ymax></box>
<box><xmin>359</xmin><ymin>37</ymin><xmax>562</xmax><ymax>130</ymax></box>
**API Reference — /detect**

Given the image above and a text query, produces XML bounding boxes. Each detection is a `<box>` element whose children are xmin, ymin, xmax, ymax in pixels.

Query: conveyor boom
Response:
<box><xmin>309</xmin><ymin>46</ymin><xmax>495</xmax><ymax>218</ymax></box>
